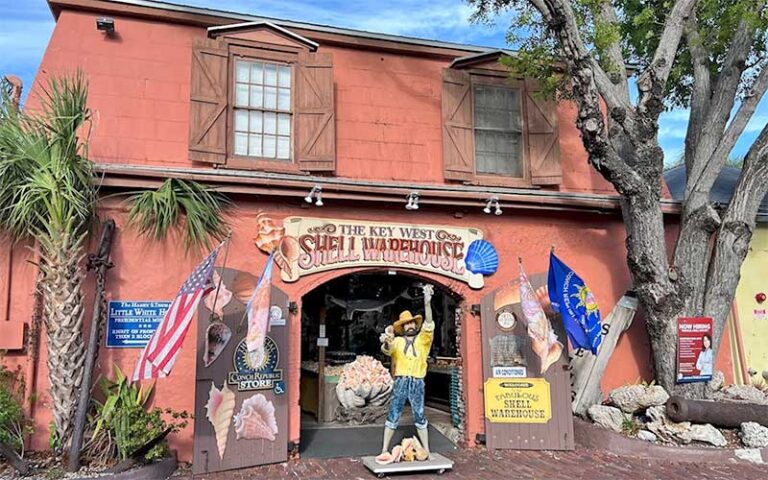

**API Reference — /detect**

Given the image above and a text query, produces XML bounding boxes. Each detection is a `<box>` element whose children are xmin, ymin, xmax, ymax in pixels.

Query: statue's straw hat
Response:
<box><xmin>393</xmin><ymin>310</ymin><xmax>422</xmax><ymax>335</ymax></box>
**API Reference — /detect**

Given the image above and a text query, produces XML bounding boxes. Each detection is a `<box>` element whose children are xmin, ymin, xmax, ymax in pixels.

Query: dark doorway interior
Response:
<box><xmin>299</xmin><ymin>272</ymin><xmax>461</xmax><ymax>457</ymax></box>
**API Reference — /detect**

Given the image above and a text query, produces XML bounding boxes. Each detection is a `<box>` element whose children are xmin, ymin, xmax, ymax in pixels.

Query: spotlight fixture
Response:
<box><xmin>483</xmin><ymin>196</ymin><xmax>502</xmax><ymax>215</ymax></box>
<box><xmin>96</xmin><ymin>17</ymin><xmax>115</xmax><ymax>34</ymax></box>
<box><xmin>304</xmin><ymin>185</ymin><xmax>323</xmax><ymax>206</ymax></box>
<box><xmin>405</xmin><ymin>191</ymin><xmax>420</xmax><ymax>211</ymax></box>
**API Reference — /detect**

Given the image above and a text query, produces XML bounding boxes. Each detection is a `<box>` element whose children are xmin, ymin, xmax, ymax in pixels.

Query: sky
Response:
<box><xmin>1</xmin><ymin>0</ymin><xmax>766</xmax><ymax>164</ymax></box>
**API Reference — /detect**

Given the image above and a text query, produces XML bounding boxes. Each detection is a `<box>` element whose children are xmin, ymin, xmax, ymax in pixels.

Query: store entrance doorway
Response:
<box><xmin>299</xmin><ymin>271</ymin><xmax>461</xmax><ymax>458</ymax></box>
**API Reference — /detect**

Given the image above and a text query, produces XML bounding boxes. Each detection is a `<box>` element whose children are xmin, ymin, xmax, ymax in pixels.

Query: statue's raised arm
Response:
<box><xmin>422</xmin><ymin>284</ymin><xmax>434</xmax><ymax>328</ymax></box>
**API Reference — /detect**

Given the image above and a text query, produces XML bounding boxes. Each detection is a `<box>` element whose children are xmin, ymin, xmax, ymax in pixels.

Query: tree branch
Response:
<box><xmin>714</xmin><ymin>66</ymin><xmax>768</xmax><ymax>162</ymax></box>
<box><xmin>597</xmin><ymin>1</ymin><xmax>630</xmax><ymax>103</ymax></box>
<box><xmin>703</xmin><ymin>124</ymin><xmax>768</xmax><ymax>350</ymax></box>
<box><xmin>686</xmin><ymin>19</ymin><xmax>755</xmax><ymax>193</ymax></box>
<box><xmin>682</xmin><ymin>12</ymin><xmax>711</xmax><ymax>172</ymax></box>
<box><xmin>637</xmin><ymin>0</ymin><xmax>698</xmax><ymax>118</ymax></box>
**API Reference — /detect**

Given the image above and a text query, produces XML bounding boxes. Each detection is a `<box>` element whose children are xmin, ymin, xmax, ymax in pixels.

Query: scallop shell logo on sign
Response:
<box><xmin>276</xmin><ymin>217</ymin><xmax>498</xmax><ymax>289</ymax></box>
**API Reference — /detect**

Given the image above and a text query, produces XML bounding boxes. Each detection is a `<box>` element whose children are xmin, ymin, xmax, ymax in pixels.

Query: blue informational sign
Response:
<box><xmin>106</xmin><ymin>301</ymin><xmax>171</xmax><ymax>348</ymax></box>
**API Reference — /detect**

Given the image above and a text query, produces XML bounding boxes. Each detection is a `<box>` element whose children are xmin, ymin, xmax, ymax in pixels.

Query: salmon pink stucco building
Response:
<box><xmin>0</xmin><ymin>0</ymin><xmax>736</xmax><ymax>472</ymax></box>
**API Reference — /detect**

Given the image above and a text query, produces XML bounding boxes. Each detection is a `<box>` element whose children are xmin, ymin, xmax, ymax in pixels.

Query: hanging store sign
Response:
<box><xmin>676</xmin><ymin>317</ymin><xmax>713</xmax><ymax>383</ymax></box>
<box><xmin>106</xmin><ymin>301</ymin><xmax>170</xmax><ymax>348</ymax></box>
<box><xmin>484</xmin><ymin>378</ymin><xmax>552</xmax><ymax>424</ymax></box>
<box><xmin>274</xmin><ymin>217</ymin><xmax>497</xmax><ymax>289</ymax></box>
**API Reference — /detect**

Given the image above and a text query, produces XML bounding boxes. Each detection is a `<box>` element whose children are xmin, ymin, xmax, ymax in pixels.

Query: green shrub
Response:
<box><xmin>86</xmin><ymin>366</ymin><xmax>189</xmax><ymax>464</ymax></box>
<box><xmin>0</xmin><ymin>357</ymin><xmax>32</xmax><ymax>456</ymax></box>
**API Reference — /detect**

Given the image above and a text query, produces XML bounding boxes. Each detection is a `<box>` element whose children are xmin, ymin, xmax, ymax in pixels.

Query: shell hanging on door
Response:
<box><xmin>205</xmin><ymin>382</ymin><xmax>235</xmax><ymax>459</ymax></box>
<box><xmin>233</xmin><ymin>393</ymin><xmax>278</xmax><ymax>441</ymax></box>
<box><xmin>204</xmin><ymin>270</ymin><xmax>233</xmax><ymax>319</ymax></box>
<box><xmin>204</xmin><ymin>321</ymin><xmax>232</xmax><ymax>367</ymax></box>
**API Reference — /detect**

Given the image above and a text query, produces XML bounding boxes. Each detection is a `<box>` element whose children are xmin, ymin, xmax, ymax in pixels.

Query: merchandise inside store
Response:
<box><xmin>298</xmin><ymin>271</ymin><xmax>462</xmax><ymax>455</ymax></box>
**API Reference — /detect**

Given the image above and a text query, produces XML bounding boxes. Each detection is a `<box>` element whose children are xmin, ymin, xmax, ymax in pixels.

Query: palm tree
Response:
<box><xmin>0</xmin><ymin>74</ymin><xmax>94</xmax><ymax>450</ymax></box>
<box><xmin>0</xmin><ymin>74</ymin><xmax>230</xmax><ymax>451</ymax></box>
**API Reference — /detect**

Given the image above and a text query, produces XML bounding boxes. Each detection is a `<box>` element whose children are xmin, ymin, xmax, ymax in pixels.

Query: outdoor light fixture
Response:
<box><xmin>405</xmin><ymin>191</ymin><xmax>420</xmax><ymax>210</ymax></box>
<box><xmin>96</xmin><ymin>17</ymin><xmax>115</xmax><ymax>34</ymax></box>
<box><xmin>304</xmin><ymin>185</ymin><xmax>323</xmax><ymax>206</ymax></box>
<box><xmin>483</xmin><ymin>196</ymin><xmax>502</xmax><ymax>215</ymax></box>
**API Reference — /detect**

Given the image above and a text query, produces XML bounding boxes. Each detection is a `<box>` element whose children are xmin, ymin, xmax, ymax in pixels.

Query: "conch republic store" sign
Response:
<box><xmin>274</xmin><ymin>217</ymin><xmax>498</xmax><ymax>289</ymax></box>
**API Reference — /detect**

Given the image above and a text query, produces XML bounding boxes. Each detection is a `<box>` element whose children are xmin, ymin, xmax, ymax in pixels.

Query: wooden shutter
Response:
<box><xmin>525</xmin><ymin>80</ymin><xmax>562</xmax><ymax>185</ymax></box>
<box><xmin>189</xmin><ymin>38</ymin><xmax>229</xmax><ymax>164</ymax></box>
<box><xmin>442</xmin><ymin>69</ymin><xmax>475</xmax><ymax>181</ymax></box>
<box><xmin>295</xmin><ymin>51</ymin><xmax>336</xmax><ymax>172</ymax></box>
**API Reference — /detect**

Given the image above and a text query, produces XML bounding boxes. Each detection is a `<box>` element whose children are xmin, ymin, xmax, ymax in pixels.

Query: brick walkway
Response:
<box><xmin>181</xmin><ymin>447</ymin><xmax>768</xmax><ymax>480</ymax></box>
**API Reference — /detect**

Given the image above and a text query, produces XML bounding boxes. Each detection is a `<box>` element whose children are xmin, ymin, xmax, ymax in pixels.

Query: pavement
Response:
<box><xmin>179</xmin><ymin>447</ymin><xmax>768</xmax><ymax>480</ymax></box>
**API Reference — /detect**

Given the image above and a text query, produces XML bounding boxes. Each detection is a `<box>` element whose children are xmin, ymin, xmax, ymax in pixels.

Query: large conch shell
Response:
<box><xmin>254</xmin><ymin>213</ymin><xmax>285</xmax><ymax>254</ymax></box>
<box><xmin>273</xmin><ymin>236</ymin><xmax>300</xmax><ymax>279</ymax></box>
<box><xmin>204</xmin><ymin>270</ymin><xmax>233</xmax><ymax>318</ymax></box>
<box><xmin>205</xmin><ymin>382</ymin><xmax>235</xmax><ymax>459</ymax></box>
<box><xmin>233</xmin><ymin>393</ymin><xmax>278</xmax><ymax>441</ymax></box>
<box><xmin>204</xmin><ymin>321</ymin><xmax>232</xmax><ymax>367</ymax></box>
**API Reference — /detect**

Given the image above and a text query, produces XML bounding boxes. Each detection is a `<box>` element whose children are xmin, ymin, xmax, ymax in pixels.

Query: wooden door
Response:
<box><xmin>480</xmin><ymin>273</ymin><xmax>574</xmax><ymax>450</ymax></box>
<box><xmin>193</xmin><ymin>268</ymin><xmax>290</xmax><ymax>474</ymax></box>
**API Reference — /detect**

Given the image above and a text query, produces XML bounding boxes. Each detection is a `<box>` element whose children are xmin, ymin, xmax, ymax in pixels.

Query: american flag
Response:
<box><xmin>132</xmin><ymin>245</ymin><xmax>221</xmax><ymax>381</ymax></box>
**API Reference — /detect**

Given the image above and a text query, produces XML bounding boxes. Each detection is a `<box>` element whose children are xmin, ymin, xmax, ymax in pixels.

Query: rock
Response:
<box><xmin>689</xmin><ymin>424</ymin><xmax>727</xmax><ymax>447</ymax></box>
<box><xmin>645</xmin><ymin>405</ymin><xmax>693</xmax><ymax>444</ymax></box>
<box><xmin>740</xmin><ymin>422</ymin><xmax>768</xmax><ymax>448</ymax></box>
<box><xmin>722</xmin><ymin>385</ymin><xmax>768</xmax><ymax>404</ymax></box>
<box><xmin>708</xmin><ymin>371</ymin><xmax>725</xmax><ymax>391</ymax></box>
<box><xmin>637</xmin><ymin>430</ymin><xmax>657</xmax><ymax>442</ymax></box>
<box><xmin>588</xmin><ymin>405</ymin><xmax>627</xmax><ymax>433</ymax></box>
<box><xmin>609</xmin><ymin>384</ymin><xmax>669</xmax><ymax>413</ymax></box>
<box><xmin>735</xmin><ymin>448</ymin><xmax>765</xmax><ymax>464</ymax></box>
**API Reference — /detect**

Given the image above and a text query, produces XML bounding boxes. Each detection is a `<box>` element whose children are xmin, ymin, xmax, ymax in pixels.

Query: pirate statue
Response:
<box><xmin>379</xmin><ymin>284</ymin><xmax>435</xmax><ymax>457</ymax></box>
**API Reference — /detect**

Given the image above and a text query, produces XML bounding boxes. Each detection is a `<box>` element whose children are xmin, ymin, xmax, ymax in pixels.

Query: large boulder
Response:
<box><xmin>588</xmin><ymin>405</ymin><xmax>627</xmax><ymax>433</ymax></box>
<box><xmin>609</xmin><ymin>384</ymin><xmax>670</xmax><ymax>413</ymax></box>
<box><xmin>740</xmin><ymin>422</ymin><xmax>768</xmax><ymax>448</ymax></box>
<box><xmin>689</xmin><ymin>424</ymin><xmax>727</xmax><ymax>447</ymax></box>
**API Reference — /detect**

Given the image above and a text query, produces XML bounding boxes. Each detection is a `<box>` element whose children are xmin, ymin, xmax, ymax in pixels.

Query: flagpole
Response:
<box><xmin>208</xmin><ymin>231</ymin><xmax>233</xmax><ymax>322</ymax></box>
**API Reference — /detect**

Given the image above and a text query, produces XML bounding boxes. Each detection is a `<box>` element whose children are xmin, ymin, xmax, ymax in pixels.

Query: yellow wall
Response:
<box><xmin>734</xmin><ymin>225</ymin><xmax>768</xmax><ymax>383</ymax></box>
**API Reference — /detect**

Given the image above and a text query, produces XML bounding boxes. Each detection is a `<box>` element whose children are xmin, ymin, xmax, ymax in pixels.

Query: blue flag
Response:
<box><xmin>547</xmin><ymin>251</ymin><xmax>602</xmax><ymax>354</ymax></box>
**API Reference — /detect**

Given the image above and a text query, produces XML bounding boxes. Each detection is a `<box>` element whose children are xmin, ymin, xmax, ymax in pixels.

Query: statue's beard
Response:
<box><xmin>405</xmin><ymin>327</ymin><xmax>418</xmax><ymax>336</ymax></box>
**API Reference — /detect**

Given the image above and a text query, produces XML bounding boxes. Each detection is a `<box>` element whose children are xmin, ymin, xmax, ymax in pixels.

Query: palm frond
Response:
<box><xmin>0</xmin><ymin>72</ymin><xmax>96</xmax><ymax>241</ymax></box>
<box><xmin>125</xmin><ymin>178</ymin><xmax>232</xmax><ymax>252</ymax></box>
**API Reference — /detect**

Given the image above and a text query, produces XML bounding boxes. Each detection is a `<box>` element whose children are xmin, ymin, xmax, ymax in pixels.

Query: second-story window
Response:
<box><xmin>234</xmin><ymin>60</ymin><xmax>292</xmax><ymax>160</ymax></box>
<box><xmin>473</xmin><ymin>84</ymin><xmax>522</xmax><ymax>177</ymax></box>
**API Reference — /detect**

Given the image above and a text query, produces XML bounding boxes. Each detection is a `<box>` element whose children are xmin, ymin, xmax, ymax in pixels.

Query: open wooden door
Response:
<box><xmin>480</xmin><ymin>273</ymin><xmax>574</xmax><ymax>450</ymax></box>
<box><xmin>193</xmin><ymin>268</ymin><xmax>290</xmax><ymax>474</ymax></box>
